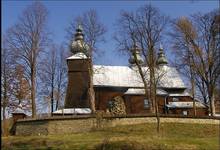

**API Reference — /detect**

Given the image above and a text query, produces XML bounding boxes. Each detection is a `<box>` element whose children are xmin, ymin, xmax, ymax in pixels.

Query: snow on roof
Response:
<box><xmin>157</xmin><ymin>89</ymin><xmax>168</xmax><ymax>95</ymax></box>
<box><xmin>67</xmin><ymin>52</ymin><xmax>88</xmax><ymax>60</ymax></box>
<box><xmin>93</xmin><ymin>65</ymin><xmax>142</xmax><ymax>88</ymax></box>
<box><xmin>166</xmin><ymin>102</ymin><xmax>206</xmax><ymax>108</ymax></box>
<box><xmin>214</xmin><ymin>114</ymin><xmax>220</xmax><ymax>117</ymax></box>
<box><xmin>12</xmin><ymin>107</ymin><xmax>26</xmax><ymax>114</ymax></box>
<box><xmin>124</xmin><ymin>88</ymin><xmax>168</xmax><ymax>95</ymax></box>
<box><xmin>93</xmin><ymin>65</ymin><xmax>186</xmax><ymax>89</ymax></box>
<box><xmin>52</xmin><ymin>108</ymin><xmax>91</xmax><ymax>114</ymax></box>
<box><xmin>157</xmin><ymin>65</ymin><xmax>186</xmax><ymax>88</ymax></box>
<box><xmin>169</xmin><ymin>92</ymin><xmax>191</xmax><ymax>97</ymax></box>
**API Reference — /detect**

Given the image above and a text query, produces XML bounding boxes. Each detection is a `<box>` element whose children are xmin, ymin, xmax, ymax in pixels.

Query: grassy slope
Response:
<box><xmin>2</xmin><ymin>123</ymin><xmax>220</xmax><ymax>150</ymax></box>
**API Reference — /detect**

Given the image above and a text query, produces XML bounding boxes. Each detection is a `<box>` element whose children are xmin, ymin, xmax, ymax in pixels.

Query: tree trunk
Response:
<box><xmin>51</xmin><ymin>88</ymin><xmax>54</xmax><ymax>116</ymax></box>
<box><xmin>210</xmin><ymin>95</ymin><xmax>216</xmax><ymax>116</ymax></box>
<box><xmin>88</xmin><ymin>83</ymin><xmax>96</xmax><ymax>113</ymax></box>
<box><xmin>153</xmin><ymin>67</ymin><xmax>160</xmax><ymax>134</ymax></box>
<box><xmin>51</xmin><ymin>73</ymin><xmax>54</xmax><ymax>116</ymax></box>
<box><xmin>164</xmin><ymin>96</ymin><xmax>167</xmax><ymax>114</ymax></box>
<box><xmin>190</xmin><ymin>70</ymin><xmax>196</xmax><ymax>117</ymax></box>
<box><xmin>88</xmin><ymin>59</ymin><xmax>96</xmax><ymax>113</ymax></box>
<box><xmin>2</xmin><ymin>105</ymin><xmax>7</xmax><ymax>136</ymax></box>
<box><xmin>149</xmin><ymin>46</ymin><xmax>155</xmax><ymax>113</ymax></box>
<box><xmin>156</xmin><ymin>108</ymin><xmax>160</xmax><ymax>133</ymax></box>
<box><xmin>192</xmin><ymin>84</ymin><xmax>196</xmax><ymax>117</ymax></box>
<box><xmin>31</xmin><ymin>70</ymin><xmax>36</xmax><ymax>118</ymax></box>
<box><xmin>135</xmin><ymin>59</ymin><xmax>149</xmax><ymax>103</ymax></box>
<box><xmin>132</xmin><ymin>47</ymin><xmax>150</xmax><ymax>111</ymax></box>
<box><xmin>2</xmin><ymin>53</ymin><xmax>9</xmax><ymax>136</ymax></box>
<box><xmin>150</xmin><ymin>68</ymin><xmax>155</xmax><ymax>113</ymax></box>
<box><xmin>208</xmin><ymin>84</ymin><xmax>216</xmax><ymax>116</ymax></box>
<box><xmin>154</xmin><ymin>91</ymin><xmax>160</xmax><ymax>133</ymax></box>
<box><xmin>56</xmin><ymin>87</ymin><xmax>60</xmax><ymax>110</ymax></box>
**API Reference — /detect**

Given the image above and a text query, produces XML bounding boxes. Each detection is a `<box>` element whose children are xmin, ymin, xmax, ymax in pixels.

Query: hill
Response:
<box><xmin>2</xmin><ymin>122</ymin><xmax>219</xmax><ymax>150</ymax></box>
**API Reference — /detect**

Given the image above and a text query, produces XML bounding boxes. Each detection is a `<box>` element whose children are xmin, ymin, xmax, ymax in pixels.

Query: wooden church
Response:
<box><xmin>53</xmin><ymin>25</ymin><xmax>208</xmax><ymax>116</ymax></box>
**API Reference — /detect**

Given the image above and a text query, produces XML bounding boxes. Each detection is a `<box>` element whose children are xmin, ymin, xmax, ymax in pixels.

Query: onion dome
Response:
<box><xmin>129</xmin><ymin>42</ymin><xmax>144</xmax><ymax>65</ymax></box>
<box><xmin>156</xmin><ymin>44</ymin><xmax>168</xmax><ymax>65</ymax></box>
<box><xmin>70</xmin><ymin>24</ymin><xmax>89</xmax><ymax>56</ymax></box>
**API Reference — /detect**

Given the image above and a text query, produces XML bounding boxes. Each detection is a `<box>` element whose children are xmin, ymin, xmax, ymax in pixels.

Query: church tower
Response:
<box><xmin>64</xmin><ymin>25</ymin><xmax>90</xmax><ymax>108</ymax></box>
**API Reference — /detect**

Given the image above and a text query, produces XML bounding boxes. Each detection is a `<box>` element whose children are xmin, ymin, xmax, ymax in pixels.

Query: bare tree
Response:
<box><xmin>55</xmin><ymin>44</ymin><xmax>68</xmax><ymax>110</ymax></box>
<box><xmin>171</xmin><ymin>10</ymin><xmax>220</xmax><ymax>116</ymax></box>
<box><xmin>2</xmin><ymin>35</ymin><xmax>33</xmax><ymax>135</ymax></box>
<box><xmin>39</xmin><ymin>44</ymin><xmax>57</xmax><ymax>115</ymax></box>
<box><xmin>66</xmin><ymin>9</ymin><xmax>106</xmax><ymax>57</ymax></box>
<box><xmin>66</xmin><ymin>9</ymin><xmax>106</xmax><ymax>113</ymax></box>
<box><xmin>171</xmin><ymin>40</ymin><xmax>197</xmax><ymax>116</ymax></box>
<box><xmin>1</xmin><ymin>39</ymin><xmax>14</xmax><ymax>136</ymax></box>
<box><xmin>39</xmin><ymin>44</ymin><xmax>68</xmax><ymax>115</ymax></box>
<box><xmin>115</xmin><ymin>4</ymin><xmax>169</xmax><ymax>133</ymax></box>
<box><xmin>12</xmin><ymin>65</ymin><xmax>31</xmax><ymax>112</ymax></box>
<box><xmin>5</xmin><ymin>2</ymin><xmax>49</xmax><ymax>118</ymax></box>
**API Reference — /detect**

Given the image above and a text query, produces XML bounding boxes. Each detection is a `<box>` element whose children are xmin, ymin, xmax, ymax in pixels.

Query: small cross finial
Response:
<box><xmin>159</xmin><ymin>43</ymin><xmax>163</xmax><ymax>50</ymax></box>
<box><xmin>74</xmin><ymin>23</ymin><xmax>84</xmax><ymax>41</ymax></box>
<box><xmin>18</xmin><ymin>103</ymin><xmax>22</xmax><ymax>108</ymax></box>
<box><xmin>77</xmin><ymin>24</ymin><xmax>83</xmax><ymax>31</ymax></box>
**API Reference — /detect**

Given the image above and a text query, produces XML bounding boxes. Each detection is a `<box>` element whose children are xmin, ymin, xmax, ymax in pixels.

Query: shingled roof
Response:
<box><xmin>93</xmin><ymin>65</ymin><xmax>186</xmax><ymax>89</ymax></box>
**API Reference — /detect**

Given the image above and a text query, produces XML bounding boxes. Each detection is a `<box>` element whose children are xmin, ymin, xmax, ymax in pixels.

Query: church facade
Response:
<box><xmin>62</xmin><ymin>25</ymin><xmax>208</xmax><ymax>116</ymax></box>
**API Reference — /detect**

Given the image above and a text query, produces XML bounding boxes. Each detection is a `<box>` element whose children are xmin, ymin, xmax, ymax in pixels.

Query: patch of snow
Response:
<box><xmin>93</xmin><ymin>65</ymin><xmax>186</xmax><ymax>89</ymax></box>
<box><xmin>12</xmin><ymin>107</ymin><xmax>26</xmax><ymax>114</ymax></box>
<box><xmin>166</xmin><ymin>102</ymin><xmax>206</xmax><ymax>108</ymax></box>
<box><xmin>67</xmin><ymin>52</ymin><xmax>87</xmax><ymax>60</ymax></box>
<box><xmin>124</xmin><ymin>88</ymin><xmax>168</xmax><ymax>95</ymax></box>
<box><xmin>52</xmin><ymin>108</ymin><xmax>91</xmax><ymax>114</ymax></box>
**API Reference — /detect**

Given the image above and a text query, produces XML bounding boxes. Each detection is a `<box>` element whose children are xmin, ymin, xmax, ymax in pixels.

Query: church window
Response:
<box><xmin>144</xmin><ymin>99</ymin><xmax>149</xmax><ymax>108</ymax></box>
<box><xmin>183</xmin><ymin>110</ymin><xmax>188</xmax><ymax>116</ymax></box>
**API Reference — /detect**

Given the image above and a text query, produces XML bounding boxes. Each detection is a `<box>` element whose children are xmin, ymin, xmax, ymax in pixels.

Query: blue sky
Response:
<box><xmin>2</xmin><ymin>0</ymin><xmax>219</xmax><ymax>65</ymax></box>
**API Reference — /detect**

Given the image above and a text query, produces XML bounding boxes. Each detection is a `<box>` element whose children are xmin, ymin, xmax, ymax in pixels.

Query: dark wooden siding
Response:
<box><xmin>95</xmin><ymin>88</ymin><xmax>126</xmax><ymax>111</ymax></box>
<box><xmin>65</xmin><ymin>59</ymin><xmax>90</xmax><ymax>108</ymax></box>
<box><xmin>124</xmin><ymin>95</ymin><xmax>151</xmax><ymax>114</ymax></box>
<box><xmin>94</xmin><ymin>88</ymin><xmax>208</xmax><ymax>116</ymax></box>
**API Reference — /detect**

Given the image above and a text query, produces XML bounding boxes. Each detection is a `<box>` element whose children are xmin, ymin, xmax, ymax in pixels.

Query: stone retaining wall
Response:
<box><xmin>15</xmin><ymin>116</ymin><xmax>220</xmax><ymax>136</ymax></box>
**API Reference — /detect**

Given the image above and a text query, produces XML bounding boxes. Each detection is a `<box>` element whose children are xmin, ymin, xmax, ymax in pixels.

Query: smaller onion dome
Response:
<box><xmin>70</xmin><ymin>24</ymin><xmax>90</xmax><ymax>56</ymax></box>
<box><xmin>156</xmin><ymin>44</ymin><xmax>168</xmax><ymax>66</ymax></box>
<box><xmin>129</xmin><ymin>42</ymin><xmax>144</xmax><ymax>65</ymax></box>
